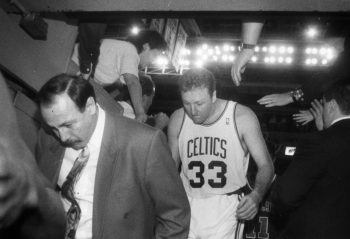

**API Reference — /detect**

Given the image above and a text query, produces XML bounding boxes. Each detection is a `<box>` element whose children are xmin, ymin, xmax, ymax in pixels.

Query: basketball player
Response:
<box><xmin>168</xmin><ymin>68</ymin><xmax>274</xmax><ymax>239</ymax></box>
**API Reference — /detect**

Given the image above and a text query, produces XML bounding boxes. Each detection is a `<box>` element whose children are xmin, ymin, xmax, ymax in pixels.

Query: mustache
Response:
<box><xmin>61</xmin><ymin>139</ymin><xmax>80</xmax><ymax>147</ymax></box>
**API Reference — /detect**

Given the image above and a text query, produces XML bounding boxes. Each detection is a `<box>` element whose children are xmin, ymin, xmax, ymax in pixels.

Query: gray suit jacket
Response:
<box><xmin>36</xmin><ymin>111</ymin><xmax>190</xmax><ymax>239</ymax></box>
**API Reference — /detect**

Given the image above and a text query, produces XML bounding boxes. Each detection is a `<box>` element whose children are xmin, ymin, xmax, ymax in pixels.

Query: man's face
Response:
<box><xmin>40</xmin><ymin>93</ymin><xmax>97</xmax><ymax>150</ymax></box>
<box><xmin>181</xmin><ymin>87</ymin><xmax>216</xmax><ymax>124</ymax></box>
<box><xmin>139</xmin><ymin>45</ymin><xmax>162</xmax><ymax>68</ymax></box>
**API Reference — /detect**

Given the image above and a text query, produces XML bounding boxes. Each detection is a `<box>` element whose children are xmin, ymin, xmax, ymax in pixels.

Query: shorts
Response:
<box><xmin>187</xmin><ymin>194</ymin><xmax>244</xmax><ymax>239</ymax></box>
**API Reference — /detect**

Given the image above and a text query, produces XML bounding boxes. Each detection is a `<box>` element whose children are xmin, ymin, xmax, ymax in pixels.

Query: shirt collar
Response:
<box><xmin>87</xmin><ymin>104</ymin><xmax>106</xmax><ymax>150</ymax></box>
<box><xmin>331</xmin><ymin>115</ymin><xmax>350</xmax><ymax>126</ymax></box>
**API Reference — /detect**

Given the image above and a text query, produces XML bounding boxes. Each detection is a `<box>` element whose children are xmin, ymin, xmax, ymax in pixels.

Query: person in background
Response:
<box><xmin>36</xmin><ymin>74</ymin><xmax>190</xmax><ymax>239</ymax></box>
<box><xmin>257</xmin><ymin>35</ymin><xmax>350</xmax><ymax>107</ymax></box>
<box><xmin>0</xmin><ymin>72</ymin><xmax>66</xmax><ymax>239</ymax></box>
<box><xmin>231</xmin><ymin>20</ymin><xmax>264</xmax><ymax>86</ymax></box>
<box><xmin>272</xmin><ymin>79</ymin><xmax>350</xmax><ymax>239</ymax></box>
<box><xmin>118</xmin><ymin>73</ymin><xmax>169</xmax><ymax>130</ymax></box>
<box><xmin>73</xmin><ymin>29</ymin><xmax>167</xmax><ymax>123</ymax></box>
<box><xmin>168</xmin><ymin>68</ymin><xmax>274</xmax><ymax>239</ymax></box>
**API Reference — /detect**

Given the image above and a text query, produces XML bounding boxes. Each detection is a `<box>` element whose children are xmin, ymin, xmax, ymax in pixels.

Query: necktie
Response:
<box><xmin>61</xmin><ymin>146</ymin><xmax>90</xmax><ymax>239</ymax></box>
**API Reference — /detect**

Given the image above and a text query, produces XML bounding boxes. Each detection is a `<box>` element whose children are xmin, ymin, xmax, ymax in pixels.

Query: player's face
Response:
<box><xmin>181</xmin><ymin>87</ymin><xmax>216</xmax><ymax>124</ymax></box>
<box><xmin>40</xmin><ymin>93</ymin><xmax>97</xmax><ymax>150</ymax></box>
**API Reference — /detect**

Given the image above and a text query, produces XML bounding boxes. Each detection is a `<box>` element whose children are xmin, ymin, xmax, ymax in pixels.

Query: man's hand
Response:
<box><xmin>257</xmin><ymin>92</ymin><xmax>293</xmax><ymax>107</ymax></box>
<box><xmin>293</xmin><ymin>110</ymin><xmax>314</xmax><ymax>125</ymax></box>
<box><xmin>231</xmin><ymin>49</ymin><xmax>254</xmax><ymax>86</ymax></box>
<box><xmin>0</xmin><ymin>142</ymin><xmax>38</xmax><ymax>228</ymax></box>
<box><xmin>154</xmin><ymin>112</ymin><xmax>170</xmax><ymax>130</ymax></box>
<box><xmin>135</xmin><ymin>112</ymin><xmax>148</xmax><ymax>123</ymax></box>
<box><xmin>310</xmin><ymin>99</ymin><xmax>324</xmax><ymax>131</ymax></box>
<box><xmin>236</xmin><ymin>191</ymin><xmax>261</xmax><ymax>221</ymax></box>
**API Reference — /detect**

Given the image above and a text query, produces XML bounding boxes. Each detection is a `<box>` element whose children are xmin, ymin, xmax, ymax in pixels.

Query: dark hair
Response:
<box><xmin>178</xmin><ymin>68</ymin><xmax>216</xmax><ymax>96</ymax></box>
<box><xmin>119</xmin><ymin>73</ymin><xmax>155</xmax><ymax>101</ymax></box>
<box><xmin>38</xmin><ymin>74</ymin><xmax>96</xmax><ymax>112</ymax></box>
<box><xmin>126</xmin><ymin>30</ymin><xmax>167</xmax><ymax>54</ymax></box>
<box><xmin>323</xmin><ymin>79</ymin><xmax>350</xmax><ymax>114</ymax></box>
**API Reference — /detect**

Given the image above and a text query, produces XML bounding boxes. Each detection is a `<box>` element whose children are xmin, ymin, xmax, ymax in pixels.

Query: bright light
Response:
<box><xmin>130</xmin><ymin>26</ymin><xmax>140</xmax><ymax>35</ymax></box>
<box><xmin>201</xmin><ymin>54</ymin><xmax>208</xmax><ymax>61</ymax></box>
<box><xmin>255</xmin><ymin>46</ymin><xmax>260</xmax><ymax>52</ymax></box>
<box><xmin>181</xmin><ymin>48</ymin><xmax>188</xmax><ymax>55</ymax></box>
<box><xmin>251</xmin><ymin>56</ymin><xmax>258</xmax><ymax>62</ymax></box>
<box><xmin>311</xmin><ymin>48</ymin><xmax>318</xmax><ymax>54</ymax></box>
<box><xmin>285</xmin><ymin>57</ymin><xmax>293</xmax><ymax>64</ymax></box>
<box><xmin>264</xmin><ymin>57</ymin><xmax>270</xmax><ymax>63</ymax></box>
<box><xmin>287</xmin><ymin>46</ymin><xmax>294</xmax><ymax>54</ymax></box>
<box><xmin>223</xmin><ymin>44</ymin><xmax>230</xmax><ymax>52</ymax></box>
<box><xmin>270</xmin><ymin>56</ymin><xmax>276</xmax><ymax>64</ymax></box>
<box><xmin>230</xmin><ymin>46</ymin><xmax>235</xmax><ymax>51</ymax></box>
<box><xmin>311</xmin><ymin>58</ymin><xmax>318</xmax><ymax>64</ymax></box>
<box><xmin>202</xmin><ymin>44</ymin><xmax>208</xmax><ymax>50</ymax></box>
<box><xmin>229</xmin><ymin>55</ymin><xmax>235</xmax><ymax>62</ymax></box>
<box><xmin>155</xmin><ymin>56</ymin><xmax>169</xmax><ymax>66</ymax></box>
<box><xmin>196</xmin><ymin>48</ymin><xmax>203</xmax><ymax>55</ymax></box>
<box><xmin>213</xmin><ymin>56</ymin><xmax>218</xmax><ymax>61</ymax></box>
<box><xmin>279</xmin><ymin>46</ymin><xmax>286</xmax><ymax>54</ymax></box>
<box><xmin>305</xmin><ymin>26</ymin><xmax>318</xmax><ymax>39</ymax></box>
<box><xmin>222</xmin><ymin>55</ymin><xmax>228</xmax><ymax>62</ymax></box>
<box><xmin>319</xmin><ymin>47</ymin><xmax>326</xmax><ymax>55</ymax></box>
<box><xmin>208</xmin><ymin>48</ymin><xmax>214</xmax><ymax>55</ymax></box>
<box><xmin>305</xmin><ymin>59</ymin><xmax>311</xmax><ymax>65</ymax></box>
<box><xmin>326</xmin><ymin>48</ymin><xmax>335</xmax><ymax>60</ymax></box>
<box><xmin>262</xmin><ymin>46</ymin><xmax>268</xmax><ymax>52</ymax></box>
<box><xmin>305</xmin><ymin>48</ymin><xmax>312</xmax><ymax>54</ymax></box>
<box><xmin>278</xmin><ymin>57</ymin><xmax>284</xmax><ymax>63</ymax></box>
<box><xmin>321</xmin><ymin>59</ymin><xmax>328</xmax><ymax>65</ymax></box>
<box><xmin>195</xmin><ymin>60</ymin><xmax>204</xmax><ymax>68</ymax></box>
<box><xmin>269</xmin><ymin>46</ymin><xmax>277</xmax><ymax>54</ymax></box>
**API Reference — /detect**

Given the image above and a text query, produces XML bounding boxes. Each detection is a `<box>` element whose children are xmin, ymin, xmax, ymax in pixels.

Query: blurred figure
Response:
<box><xmin>36</xmin><ymin>74</ymin><xmax>190</xmax><ymax>239</ymax></box>
<box><xmin>231</xmin><ymin>21</ymin><xmax>264</xmax><ymax>86</ymax></box>
<box><xmin>272</xmin><ymin>79</ymin><xmax>350</xmax><ymax>239</ymax></box>
<box><xmin>73</xmin><ymin>30</ymin><xmax>167</xmax><ymax>123</ymax></box>
<box><xmin>293</xmin><ymin>99</ymin><xmax>324</xmax><ymax>130</ymax></box>
<box><xmin>258</xmin><ymin>36</ymin><xmax>349</xmax><ymax>107</ymax></box>
<box><xmin>118</xmin><ymin>73</ymin><xmax>169</xmax><ymax>130</ymax></box>
<box><xmin>0</xmin><ymin>72</ymin><xmax>66</xmax><ymax>239</ymax></box>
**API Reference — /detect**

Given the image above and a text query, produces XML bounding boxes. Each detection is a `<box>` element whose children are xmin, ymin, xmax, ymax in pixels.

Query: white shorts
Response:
<box><xmin>187</xmin><ymin>194</ymin><xmax>244</xmax><ymax>239</ymax></box>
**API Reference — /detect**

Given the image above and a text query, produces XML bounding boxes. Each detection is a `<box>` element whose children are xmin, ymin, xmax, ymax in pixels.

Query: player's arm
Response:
<box><xmin>123</xmin><ymin>73</ymin><xmax>147</xmax><ymax>123</ymax></box>
<box><xmin>236</xmin><ymin>104</ymin><xmax>274</xmax><ymax>220</ymax></box>
<box><xmin>167</xmin><ymin>109</ymin><xmax>184</xmax><ymax>170</ymax></box>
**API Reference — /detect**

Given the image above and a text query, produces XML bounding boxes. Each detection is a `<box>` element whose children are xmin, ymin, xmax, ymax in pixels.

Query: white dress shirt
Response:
<box><xmin>58</xmin><ymin>105</ymin><xmax>106</xmax><ymax>239</ymax></box>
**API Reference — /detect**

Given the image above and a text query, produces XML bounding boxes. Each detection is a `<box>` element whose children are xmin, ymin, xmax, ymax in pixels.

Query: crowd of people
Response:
<box><xmin>1</xmin><ymin>18</ymin><xmax>350</xmax><ymax>239</ymax></box>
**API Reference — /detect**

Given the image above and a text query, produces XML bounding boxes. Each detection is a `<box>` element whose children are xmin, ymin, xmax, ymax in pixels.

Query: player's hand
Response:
<box><xmin>231</xmin><ymin>49</ymin><xmax>254</xmax><ymax>86</ymax></box>
<box><xmin>257</xmin><ymin>92</ymin><xmax>293</xmax><ymax>107</ymax></box>
<box><xmin>154</xmin><ymin>112</ymin><xmax>170</xmax><ymax>130</ymax></box>
<box><xmin>135</xmin><ymin>112</ymin><xmax>148</xmax><ymax>123</ymax></box>
<box><xmin>0</xmin><ymin>141</ymin><xmax>38</xmax><ymax>228</ymax></box>
<box><xmin>236</xmin><ymin>191</ymin><xmax>261</xmax><ymax>221</ymax></box>
<box><xmin>293</xmin><ymin>110</ymin><xmax>314</xmax><ymax>125</ymax></box>
<box><xmin>310</xmin><ymin>99</ymin><xmax>324</xmax><ymax>131</ymax></box>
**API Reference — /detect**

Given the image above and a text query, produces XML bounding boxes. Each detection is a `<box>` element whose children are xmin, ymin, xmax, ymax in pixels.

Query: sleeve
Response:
<box><xmin>272</xmin><ymin>133</ymin><xmax>328</xmax><ymax>213</ymax></box>
<box><xmin>145</xmin><ymin>130</ymin><xmax>190</xmax><ymax>239</ymax></box>
<box><xmin>119</xmin><ymin>43</ymin><xmax>140</xmax><ymax>84</ymax></box>
<box><xmin>0</xmin><ymin>74</ymin><xmax>66</xmax><ymax>239</ymax></box>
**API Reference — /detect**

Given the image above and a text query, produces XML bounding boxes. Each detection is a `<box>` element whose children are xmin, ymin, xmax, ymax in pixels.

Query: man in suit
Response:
<box><xmin>273</xmin><ymin>79</ymin><xmax>350</xmax><ymax>239</ymax></box>
<box><xmin>36</xmin><ymin>74</ymin><xmax>190</xmax><ymax>239</ymax></box>
<box><xmin>0</xmin><ymin>72</ymin><xmax>66</xmax><ymax>239</ymax></box>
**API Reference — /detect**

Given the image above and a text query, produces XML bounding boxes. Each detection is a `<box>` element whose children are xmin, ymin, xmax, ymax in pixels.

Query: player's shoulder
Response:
<box><xmin>168</xmin><ymin>108</ymin><xmax>185</xmax><ymax>133</ymax></box>
<box><xmin>234</xmin><ymin>103</ymin><xmax>259</xmax><ymax>128</ymax></box>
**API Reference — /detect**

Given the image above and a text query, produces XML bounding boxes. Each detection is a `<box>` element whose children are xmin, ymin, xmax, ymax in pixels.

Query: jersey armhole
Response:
<box><xmin>233</xmin><ymin>103</ymin><xmax>248</xmax><ymax>156</ymax></box>
<box><xmin>177</xmin><ymin>110</ymin><xmax>186</xmax><ymax>139</ymax></box>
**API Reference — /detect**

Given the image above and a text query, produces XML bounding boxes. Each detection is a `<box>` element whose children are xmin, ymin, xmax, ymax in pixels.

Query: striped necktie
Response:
<box><xmin>61</xmin><ymin>146</ymin><xmax>90</xmax><ymax>239</ymax></box>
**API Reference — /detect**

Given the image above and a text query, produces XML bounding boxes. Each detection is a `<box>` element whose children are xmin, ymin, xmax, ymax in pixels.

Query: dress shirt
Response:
<box><xmin>58</xmin><ymin>105</ymin><xmax>106</xmax><ymax>239</ymax></box>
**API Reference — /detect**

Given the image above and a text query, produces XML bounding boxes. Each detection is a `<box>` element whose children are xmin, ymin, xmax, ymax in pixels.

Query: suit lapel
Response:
<box><xmin>93</xmin><ymin>113</ymin><xmax>120</xmax><ymax>238</ymax></box>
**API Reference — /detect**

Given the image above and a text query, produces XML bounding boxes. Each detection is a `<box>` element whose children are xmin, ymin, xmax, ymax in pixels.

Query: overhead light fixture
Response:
<box><xmin>130</xmin><ymin>26</ymin><xmax>140</xmax><ymax>35</ymax></box>
<box><xmin>305</xmin><ymin>26</ymin><xmax>318</xmax><ymax>39</ymax></box>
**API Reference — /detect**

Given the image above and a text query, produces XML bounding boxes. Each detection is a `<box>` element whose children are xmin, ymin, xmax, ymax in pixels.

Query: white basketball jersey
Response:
<box><xmin>179</xmin><ymin>101</ymin><xmax>249</xmax><ymax>198</ymax></box>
